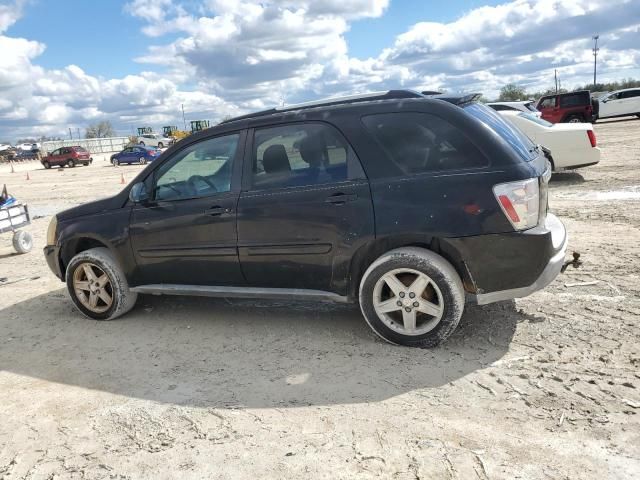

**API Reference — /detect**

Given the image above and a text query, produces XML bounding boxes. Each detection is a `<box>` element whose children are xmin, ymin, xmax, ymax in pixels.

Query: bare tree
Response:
<box><xmin>85</xmin><ymin>121</ymin><xmax>116</xmax><ymax>139</ymax></box>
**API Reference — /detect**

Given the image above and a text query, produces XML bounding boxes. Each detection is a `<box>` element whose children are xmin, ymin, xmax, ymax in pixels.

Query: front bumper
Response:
<box><xmin>442</xmin><ymin>213</ymin><xmax>568</xmax><ymax>305</ymax></box>
<box><xmin>44</xmin><ymin>245</ymin><xmax>63</xmax><ymax>280</ymax></box>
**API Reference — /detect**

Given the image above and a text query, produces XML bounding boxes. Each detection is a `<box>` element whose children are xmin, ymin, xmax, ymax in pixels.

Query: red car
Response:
<box><xmin>42</xmin><ymin>146</ymin><xmax>93</xmax><ymax>169</ymax></box>
<box><xmin>536</xmin><ymin>90</ymin><xmax>595</xmax><ymax>123</ymax></box>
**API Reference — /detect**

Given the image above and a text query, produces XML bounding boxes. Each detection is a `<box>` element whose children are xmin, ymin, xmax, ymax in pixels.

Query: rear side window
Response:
<box><xmin>361</xmin><ymin>112</ymin><xmax>488</xmax><ymax>176</ymax></box>
<box><xmin>560</xmin><ymin>92</ymin><xmax>589</xmax><ymax>108</ymax></box>
<box><xmin>251</xmin><ymin>123</ymin><xmax>348</xmax><ymax>190</ymax></box>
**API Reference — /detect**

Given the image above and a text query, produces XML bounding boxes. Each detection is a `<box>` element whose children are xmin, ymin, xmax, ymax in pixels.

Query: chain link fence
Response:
<box><xmin>41</xmin><ymin>137</ymin><xmax>130</xmax><ymax>154</ymax></box>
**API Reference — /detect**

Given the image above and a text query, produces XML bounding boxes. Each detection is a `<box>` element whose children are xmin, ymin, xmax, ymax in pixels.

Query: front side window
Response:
<box><xmin>154</xmin><ymin>134</ymin><xmax>239</xmax><ymax>202</ymax></box>
<box><xmin>621</xmin><ymin>90</ymin><xmax>640</xmax><ymax>99</ymax></box>
<box><xmin>362</xmin><ymin>111</ymin><xmax>490</xmax><ymax>175</ymax></box>
<box><xmin>251</xmin><ymin>123</ymin><xmax>348</xmax><ymax>190</ymax></box>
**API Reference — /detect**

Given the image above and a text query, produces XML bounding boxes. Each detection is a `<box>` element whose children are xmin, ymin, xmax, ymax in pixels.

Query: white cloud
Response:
<box><xmin>0</xmin><ymin>0</ymin><xmax>639</xmax><ymax>141</ymax></box>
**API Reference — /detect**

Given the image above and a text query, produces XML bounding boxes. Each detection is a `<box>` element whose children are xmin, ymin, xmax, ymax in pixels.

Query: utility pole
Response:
<box><xmin>554</xmin><ymin>69</ymin><xmax>558</xmax><ymax>94</ymax></box>
<box><xmin>77</xmin><ymin>128</ymin><xmax>80</xmax><ymax>140</ymax></box>
<box><xmin>181</xmin><ymin>104</ymin><xmax>187</xmax><ymax>131</ymax></box>
<box><xmin>592</xmin><ymin>35</ymin><xmax>599</xmax><ymax>88</ymax></box>
<box><xmin>68</xmin><ymin>128</ymin><xmax>73</xmax><ymax>140</ymax></box>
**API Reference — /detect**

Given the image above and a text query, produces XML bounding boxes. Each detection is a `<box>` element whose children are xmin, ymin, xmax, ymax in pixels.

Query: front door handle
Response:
<box><xmin>325</xmin><ymin>193</ymin><xmax>357</xmax><ymax>205</ymax></box>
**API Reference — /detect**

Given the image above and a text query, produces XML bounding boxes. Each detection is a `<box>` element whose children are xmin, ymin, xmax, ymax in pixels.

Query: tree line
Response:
<box><xmin>497</xmin><ymin>77</ymin><xmax>640</xmax><ymax>102</ymax></box>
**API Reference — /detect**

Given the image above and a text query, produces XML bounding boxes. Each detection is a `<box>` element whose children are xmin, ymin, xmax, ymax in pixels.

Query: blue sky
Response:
<box><xmin>0</xmin><ymin>0</ymin><xmax>639</xmax><ymax>141</ymax></box>
<box><xmin>9</xmin><ymin>0</ymin><xmax>505</xmax><ymax>77</ymax></box>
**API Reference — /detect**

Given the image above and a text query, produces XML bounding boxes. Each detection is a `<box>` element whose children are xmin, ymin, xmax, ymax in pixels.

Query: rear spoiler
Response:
<box><xmin>421</xmin><ymin>92</ymin><xmax>483</xmax><ymax>106</ymax></box>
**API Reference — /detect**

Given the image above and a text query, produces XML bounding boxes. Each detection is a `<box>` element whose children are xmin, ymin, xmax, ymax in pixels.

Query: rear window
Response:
<box><xmin>559</xmin><ymin>92</ymin><xmax>590</xmax><ymax>108</ymax></box>
<box><xmin>517</xmin><ymin>112</ymin><xmax>553</xmax><ymax>127</ymax></box>
<box><xmin>361</xmin><ymin>112</ymin><xmax>488</xmax><ymax>176</ymax></box>
<box><xmin>464</xmin><ymin>103</ymin><xmax>537</xmax><ymax>161</ymax></box>
<box><xmin>489</xmin><ymin>104</ymin><xmax>517</xmax><ymax>111</ymax></box>
<box><xmin>524</xmin><ymin>102</ymin><xmax>539</xmax><ymax>112</ymax></box>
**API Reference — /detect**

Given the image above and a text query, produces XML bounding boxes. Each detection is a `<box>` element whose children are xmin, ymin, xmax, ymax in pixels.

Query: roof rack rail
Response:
<box><xmin>220</xmin><ymin>89</ymin><xmax>425</xmax><ymax>124</ymax></box>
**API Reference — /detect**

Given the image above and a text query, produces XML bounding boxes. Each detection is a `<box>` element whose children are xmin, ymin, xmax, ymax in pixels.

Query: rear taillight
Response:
<box><xmin>587</xmin><ymin>130</ymin><xmax>597</xmax><ymax>147</ymax></box>
<box><xmin>493</xmin><ymin>178</ymin><xmax>540</xmax><ymax>230</ymax></box>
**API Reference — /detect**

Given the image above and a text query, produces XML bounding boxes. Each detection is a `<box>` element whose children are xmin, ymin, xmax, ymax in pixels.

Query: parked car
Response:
<box><xmin>594</xmin><ymin>88</ymin><xmax>640</xmax><ymax>121</ymax></box>
<box><xmin>16</xmin><ymin>143</ymin><xmax>39</xmax><ymax>151</ymax></box>
<box><xmin>487</xmin><ymin>101</ymin><xmax>542</xmax><ymax>117</ymax></box>
<box><xmin>0</xmin><ymin>143</ymin><xmax>12</xmax><ymax>152</ymax></box>
<box><xmin>44</xmin><ymin>90</ymin><xmax>568</xmax><ymax>348</ymax></box>
<box><xmin>536</xmin><ymin>90</ymin><xmax>595</xmax><ymax>123</ymax></box>
<box><xmin>42</xmin><ymin>146</ymin><xmax>93</xmax><ymax>169</ymax></box>
<box><xmin>138</xmin><ymin>133</ymin><xmax>172</xmax><ymax>148</ymax></box>
<box><xmin>14</xmin><ymin>149</ymin><xmax>39</xmax><ymax>161</ymax></box>
<box><xmin>497</xmin><ymin>111</ymin><xmax>600</xmax><ymax>171</ymax></box>
<box><xmin>111</xmin><ymin>146</ymin><xmax>161</xmax><ymax>166</ymax></box>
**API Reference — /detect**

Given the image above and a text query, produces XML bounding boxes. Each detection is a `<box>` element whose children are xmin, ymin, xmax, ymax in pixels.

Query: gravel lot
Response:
<box><xmin>1</xmin><ymin>118</ymin><xmax>639</xmax><ymax>479</ymax></box>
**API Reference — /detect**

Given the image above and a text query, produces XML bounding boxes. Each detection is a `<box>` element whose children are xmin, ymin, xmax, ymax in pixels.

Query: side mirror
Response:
<box><xmin>129</xmin><ymin>182</ymin><xmax>150</xmax><ymax>204</ymax></box>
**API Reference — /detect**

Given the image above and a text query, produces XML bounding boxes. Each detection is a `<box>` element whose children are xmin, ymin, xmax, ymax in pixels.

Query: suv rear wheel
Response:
<box><xmin>66</xmin><ymin>159</ymin><xmax>75</xmax><ymax>168</ymax></box>
<box><xmin>359</xmin><ymin>247</ymin><xmax>464</xmax><ymax>348</ymax></box>
<box><xmin>66</xmin><ymin>247</ymin><xmax>138</xmax><ymax>320</ymax></box>
<box><xmin>566</xmin><ymin>114</ymin><xmax>584</xmax><ymax>123</ymax></box>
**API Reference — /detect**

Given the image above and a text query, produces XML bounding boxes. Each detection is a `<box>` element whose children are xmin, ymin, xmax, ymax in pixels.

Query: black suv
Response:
<box><xmin>44</xmin><ymin>90</ymin><xmax>567</xmax><ymax>348</ymax></box>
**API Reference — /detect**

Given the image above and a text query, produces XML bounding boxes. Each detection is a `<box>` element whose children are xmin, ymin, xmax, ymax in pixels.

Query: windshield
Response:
<box><xmin>517</xmin><ymin>112</ymin><xmax>553</xmax><ymax>127</ymax></box>
<box><xmin>464</xmin><ymin>103</ymin><xmax>537</xmax><ymax>161</ymax></box>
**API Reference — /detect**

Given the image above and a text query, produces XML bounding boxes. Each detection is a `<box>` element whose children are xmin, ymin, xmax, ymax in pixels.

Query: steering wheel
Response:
<box><xmin>187</xmin><ymin>175</ymin><xmax>218</xmax><ymax>194</ymax></box>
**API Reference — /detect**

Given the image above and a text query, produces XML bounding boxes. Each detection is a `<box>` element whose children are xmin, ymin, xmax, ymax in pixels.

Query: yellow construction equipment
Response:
<box><xmin>190</xmin><ymin>120</ymin><xmax>210</xmax><ymax>133</ymax></box>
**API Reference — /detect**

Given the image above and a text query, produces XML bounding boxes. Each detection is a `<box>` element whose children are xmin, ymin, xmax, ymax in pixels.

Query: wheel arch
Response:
<box><xmin>60</xmin><ymin>235</ymin><xmax>112</xmax><ymax>275</ymax></box>
<box><xmin>347</xmin><ymin>236</ymin><xmax>476</xmax><ymax>300</ymax></box>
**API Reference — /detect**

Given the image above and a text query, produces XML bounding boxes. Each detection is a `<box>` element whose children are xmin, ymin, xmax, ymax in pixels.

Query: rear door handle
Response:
<box><xmin>205</xmin><ymin>206</ymin><xmax>226</xmax><ymax>216</ymax></box>
<box><xmin>325</xmin><ymin>193</ymin><xmax>357</xmax><ymax>205</ymax></box>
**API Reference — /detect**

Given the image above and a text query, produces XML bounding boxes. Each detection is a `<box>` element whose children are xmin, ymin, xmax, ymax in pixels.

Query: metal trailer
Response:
<box><xmin>0</xmin><ymin>202</ymin><xmax>33</xmax><ymax>254</ymax></box>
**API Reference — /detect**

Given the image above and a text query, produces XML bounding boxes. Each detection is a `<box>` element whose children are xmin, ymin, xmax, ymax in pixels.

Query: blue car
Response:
<box><xmin>111</xmin><ymin>146</ymin><xmax>160</xmax><ymax>166</ymax></box>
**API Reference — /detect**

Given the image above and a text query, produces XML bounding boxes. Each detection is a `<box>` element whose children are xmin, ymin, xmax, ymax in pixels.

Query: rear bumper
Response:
<box><xmin>43</xmin><ymin>245</ymin><xmax>63</xmax><ymax>280</ymax></box>
<box><xmin>474</xmin><ymin>215</ymin><xmax>567</xmax><ymax>304</ymax></box>
<box><xmin>442</xmin><ymin>213</ymin><xmax>568</xmax><ymax>305</ymax></box>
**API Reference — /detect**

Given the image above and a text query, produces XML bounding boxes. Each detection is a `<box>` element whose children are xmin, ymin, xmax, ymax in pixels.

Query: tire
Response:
<box><xmin>139</xmin><ymin>157</ymin><xmax>147</xmax><ymax>165</ymax></box>
<box><xmin>67</xmin><ymin>159</ymin><xmax>75</xmax><ymax>168</ymax></box>
<box><xmin>12</xmin><ymin>230</ymin><xmax>33</xmax><ymax>254</ymax></box>
<box><xmin>158</xmin><ymin>142</ymin><xmax>164</xmax><ymax>148</ymax></box>
<box><xmin>565</xmin><ymin>114</ymin><xmax>583</xmax><ymax>123</ymax></box>
<box><xmin>139</xmin><ymin>141</ymin><xmax>145</xmax><ymax>146</ymax></box>
<box><xmin>112</xmin><ymin>158</ymin><xmax>119</xmax><ymax>166</ymax></box>
<box><xmin>65</xmin><ymin>247</ymin><xmax>138</xmax><ymax>321</ymax></box>
<box><xmin>359</xmin><ymin>247</ymin><xmax>464</xmax><ymax>348</ymax></box>
<box><xmin>43</xmin><ymin>161</ymin><xmax>50</xmax><ymax>169</ymax></box>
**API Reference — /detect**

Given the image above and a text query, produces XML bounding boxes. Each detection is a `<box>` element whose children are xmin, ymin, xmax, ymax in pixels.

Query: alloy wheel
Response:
<box><xmin>73</xmin><ymin>262</ymin><xmax>113</xmax><ymax>314</ymax></box>
<box><xmin>372</xmin><ymin>268</ymin><xmax>444</xmax><ymax>336</ymax></box>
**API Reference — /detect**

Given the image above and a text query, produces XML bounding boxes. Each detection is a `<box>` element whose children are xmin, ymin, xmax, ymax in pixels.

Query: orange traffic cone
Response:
<box><xmin>120</xmin><ymin>173</ymin><xmax>125</xmax><ymax>184</ymax></box>
<box><xmin>26</xmin><ymin>171</ymin><xmax>30</xmax><ymax>181</ymax></box>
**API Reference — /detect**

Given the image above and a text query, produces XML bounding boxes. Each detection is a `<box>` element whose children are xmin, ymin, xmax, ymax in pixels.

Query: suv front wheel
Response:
<box><xmin>359</xmin><ymin>247</ymin><xmax>464</xmax><ymax>348</ymax></box>
<box><xmin>65</xmin><ymin>247</ymin><xmax>138</xmax><ymax>320</ymax></box>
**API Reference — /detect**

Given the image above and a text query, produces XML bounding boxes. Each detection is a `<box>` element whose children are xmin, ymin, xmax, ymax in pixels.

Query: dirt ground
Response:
<box><xmin>1</xmin><ymin>119</ymin><xmax>639</xmax><ymax>480</ymax></box>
